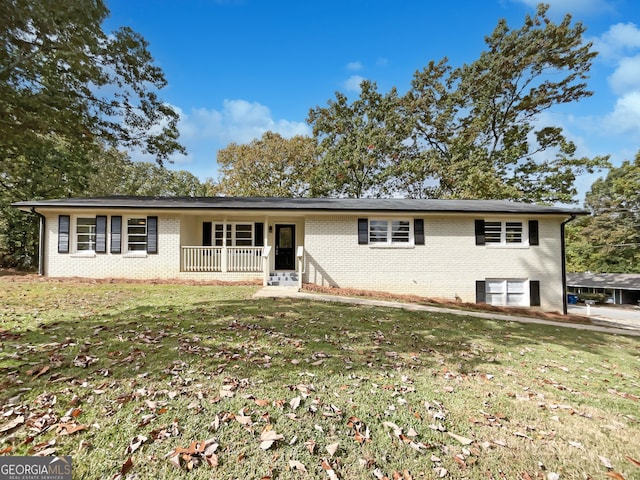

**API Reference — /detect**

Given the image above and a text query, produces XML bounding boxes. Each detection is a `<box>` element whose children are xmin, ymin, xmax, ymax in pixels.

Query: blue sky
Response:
<box><xmin>104</xmin><ymin>0</ymin><xmax>640</xmax><ymax>202</ymax></box>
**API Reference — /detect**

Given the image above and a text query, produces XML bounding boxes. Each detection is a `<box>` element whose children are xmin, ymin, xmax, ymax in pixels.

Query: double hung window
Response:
<box><xmin>76</xmin><ymin>218</ymin><xmax>97</xmax><ymax>251</ymax></box>
<box><xmin>368</xmin><ymin>219</ymin><xmax>412</xmax><ymax>245</ymax></box>
<box><xmin>214</xmin><ymin>223</ymin><xmax>255</xmax><ymax>247</ymax></box>
<box><xmin>485</xmin><ymin>279</ymin><xmax>527</xmax><ymax>306</ymax></box>
<box><xmin>127</xmin><ymin>218</ymin><xmax>147</xmax><ymax>251</ymax></box>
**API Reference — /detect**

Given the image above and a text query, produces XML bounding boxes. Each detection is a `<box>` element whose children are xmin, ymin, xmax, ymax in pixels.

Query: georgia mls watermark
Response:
<box><xmin>0</xmin><ymin>456</ymin><xmax>72</xmax><ymax>480</ymax></box>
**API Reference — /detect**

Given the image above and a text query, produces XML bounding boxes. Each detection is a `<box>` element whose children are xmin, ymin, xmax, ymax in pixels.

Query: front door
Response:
<box><xmin>275</xmin><ymin>224</ymin><xmax>295</xmax><ymax>270</ymax></box>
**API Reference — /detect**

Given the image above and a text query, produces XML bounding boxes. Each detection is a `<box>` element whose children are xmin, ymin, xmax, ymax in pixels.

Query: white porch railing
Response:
<box><xmin>227</xmin><ymin>247</ymin><xmax>263</xmax><ymax>272</ymax></box>
<box><xmin>182</xmin><ymin>247</ymin><xmax>222</xmax><ymax>272</ymax></box>
<box><xmin>181</xmin><ymin>246</ymin><xmax>264</xmax><ymax>272</ymax></box>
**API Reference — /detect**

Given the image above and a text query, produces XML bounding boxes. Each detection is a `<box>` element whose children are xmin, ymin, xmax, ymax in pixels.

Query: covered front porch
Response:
<box><xmin>178</xmin><ymin>214</ymin><xmax>304</xmax><ymax>286</ymax></box>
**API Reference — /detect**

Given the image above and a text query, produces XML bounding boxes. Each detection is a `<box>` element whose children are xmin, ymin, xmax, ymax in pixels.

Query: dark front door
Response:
<box><xmin>275</xmin><ymin>224</ymin><xmax>295</xmax><ymax>270</ymax></box>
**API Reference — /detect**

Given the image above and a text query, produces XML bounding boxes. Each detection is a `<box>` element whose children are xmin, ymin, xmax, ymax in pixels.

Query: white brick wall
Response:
<box><xmin>46</xmin><ymin>212</ymin><xmax>181</xmax><ymax>279</ymax></box>
<box><xmin>303</xmin><ymin>215</ymin><xmax>565</xmax><ymax>311</ymax></box>
<box><xmin>41</xmin><ymin>210</ymin><xmax>566</xmax><ymax>311</ymax></box>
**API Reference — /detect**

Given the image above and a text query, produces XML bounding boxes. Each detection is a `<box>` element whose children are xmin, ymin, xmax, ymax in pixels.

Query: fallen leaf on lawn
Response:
<box><xmin>321</xmin><ymin>459</ymin><xmax>339</xmax><ymax>480</ymax></box>
<box><xmin>446</xmin><ymin>431</ymin><xmax>473</xmax><ymax>445</ymax></box>
<box><xmin>514</xmin><ymin>431</ymin><xmax>533</xmax><ymax>441</ymax></box>
<box><xmin>33</xmin><ymin>447</ymin><xmax>57</xmax><ymax>457</ymax></box>
<box><xmin>0</xmin><ymin>446</ymin><xmax>12</xmax><ymax>455</ymax></box>
<box><xmin>290</xmin><ymin>396</ymin><xmax>301</xmax><ymax>410</ymax></box>
<box><xmin>599</xmin><ymin>456</ymin><xmax>614</xmax><ymax>469</ymax></box>
<box><xmin>112</xmin><ymin>457</ymin><xmax>133</xmax><ymax>480</ymax></box>
<box><xmin>547</xmin><ymin>473</ymin><xmax>560</xmax><ymax>480</ymax></box>
<box><xmin>126</xmin><ymin>435</ymin><xmax>148</xmax><ymax>454</ymax></box>
<box><xmin>30</xmin><ymin>365</ymin><xmax>50</xmax><ymax>379</ymax></box>
<box><xmin>56</xmin><ymin>422</ymin><xmax>87</xmax><ymax>435</ymax></box>
<box><xmin>326</xmin><ymin>442</ymin><xmax>339</xmax><ymax>457</ymax></box>
<box><xmin>289</xmin><ymin>460</ymin><xmax>307</xmax><ymax>473</ymax></box>
<box><xmin>373</xmin><ymin>468</ymin><xmax>387</xmax><ymax>479</ymax></box>
<box><xmin>304</xmin><ymin>439</ymin><xmax>316</xmax><ymax>454</ymax></box>
<box><xmin>433</xmin><ymin>466</ymin><xmax>448</xmax><ymax>478</ymax></box>
<box><xmin>383</xmin><ymin>421</ymin><xmax>403</xmax><ymax>437</ymax></box>
<box><xmin>235</xmin><ymin>414</ymin><xmax>252</xmax><ymax>426</ymax></box>
<box><xmin>627</xmin><ymin>456</ymin><xmax>640</xmax><ymax>467</ymax></box>
<box><xmin>259</xmin><ymin>428</ymin><xmax>284</xmax><ymax>450</ymax></box>
<box><xmin>0</xmin><ymin>415</ymin><xmax>24</xmax><ymax>433</ymax></box>
<box><xmin>605</xmin><ymin>472</ymin><xmax>626</xmax><ymax>480</ymax></box>
<box><xmin>255</xmin><ymin>399</ymin><xmax>270</xmax><ymax>407</ymax></box>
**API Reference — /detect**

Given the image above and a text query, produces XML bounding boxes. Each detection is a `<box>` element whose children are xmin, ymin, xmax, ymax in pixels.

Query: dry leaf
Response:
<box><xmin>289</xmin><ymin>460</ymin><xmax>307</xmax><ymax>473</ymax></box>
<box><xmin>0</xmin><ymin>415</ymin><xmax>24</xmax><ymax>433</ymax></box>
<box><xmin>326</xmin><ymin>442</ymin><xmax>339</xmax><ymax>457</ymax></box>
<box><xmin>446</xmin><ymin>431</ymin><xmax>473</xmax><ymax>445</ymax></box>
<box><xmin>113</xmin><ymin>457</ymin><xmax>134</xmax><ymax>479</ymax></box>
<box><xmin>599</xmin><ymin>456</ymin><xmax>614</xmax><ymax>469</ymax></box>
<box><xmin>290</xmin><ymin>396</ymin><xmax>301</xmax><ymax>410</ymax></box>
<box><xmin>259</xmin><ymin>429</ymin><xmax>284</xmax><ymax>450</ymax></box>
<box><xmin>605</xmin><ymin>473</ymin><xmax>626</xmax><ymax>480</ymax></box>
<box><xmin>126</xmin><ymin>434</ymin><xmax>148</xmax><ymax>454</ymax></box>
<box><xmin>304</xmin><ymin>439</ymin><xmax>316</xmax><ymax>454</ymax></box>
<box><xmin>627</xmin><ymin>456</ymin><xmax>640</xmax><ymax>467</ymax></box>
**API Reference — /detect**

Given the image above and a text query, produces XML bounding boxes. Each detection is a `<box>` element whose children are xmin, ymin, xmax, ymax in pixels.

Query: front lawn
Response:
<box><xmin>0</xmin><ymin>279</ymin><xmax>638</xmax><ymax>479</ymax></box>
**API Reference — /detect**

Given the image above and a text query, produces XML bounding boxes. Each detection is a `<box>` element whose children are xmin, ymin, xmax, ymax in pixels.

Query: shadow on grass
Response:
<box><xmin>1</xmin><ymin>295</ymin><xmax>628</xmax><ymax>404</ymax></box>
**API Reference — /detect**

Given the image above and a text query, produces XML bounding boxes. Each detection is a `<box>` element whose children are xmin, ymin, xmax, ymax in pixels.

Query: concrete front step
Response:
<box><xmin>267</xmin><ymin>271</ymin><xmax>299</xmax><ymax>286</ymax></box>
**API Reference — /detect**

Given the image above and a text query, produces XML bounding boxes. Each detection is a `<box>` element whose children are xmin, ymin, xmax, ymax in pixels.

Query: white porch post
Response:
<box><xmin>262</xmin><ymin>217</ymin><xmax>270</xmax><ymax>285</ymax></box>
<box><xmin>221</xmin><ymin>218</ymin><xmax>228</xmax><ymax>273</ymax></box>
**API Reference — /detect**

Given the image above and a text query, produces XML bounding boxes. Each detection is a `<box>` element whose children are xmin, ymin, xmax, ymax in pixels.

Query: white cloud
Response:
<box><xmin>346</xmin><ymin>61</ymin><xmax>363</xmax><ymax>71</ymax></box>
<box><xmin>604</xmin><ymin>91</ymin><xmax>640</xmax><ymax>140</ymax></box>
<box><xmin>592</xmin><ymin>22</ymin><xmax>640</xmax><ymax>61</ymax></box>
<box><xmin>512</xmin><ymin>0</ymin><xmax>615</xmax><ymax>15</ymax></box>
<box><xmin>344</xmin><ymin>75</ymin><xmax>366</xmax><ymax>92</ymax></box>
<box><xmin>608</xmin><ymin>54</ymin><xmax>640</xmax><ymax>95</ymax></box>
<box><xmin>178</xmin><ymin>99</ymin><xmax>310</xmax><ymax>144</ymax></box>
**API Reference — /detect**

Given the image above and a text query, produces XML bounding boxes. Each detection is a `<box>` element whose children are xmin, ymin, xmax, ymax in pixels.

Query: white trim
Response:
<box><xmin>368</xmin><ymin>218</ymin><xmax>415</xmax><ymax>246</ymax></box>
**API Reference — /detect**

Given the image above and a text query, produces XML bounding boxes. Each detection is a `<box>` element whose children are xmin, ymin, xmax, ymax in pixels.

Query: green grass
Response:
<box><xmin>0</xmin><ymin>279</ymin><xmax>639</xmax><ymax>479</ymax></box>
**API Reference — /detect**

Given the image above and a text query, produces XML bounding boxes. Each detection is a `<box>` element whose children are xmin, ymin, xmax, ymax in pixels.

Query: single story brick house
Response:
<box><xmin>567</xmin><ymin>272</ymin><xmax>640</xmax><ymax>305</ymax></box>
<box><xmin>13</xmin><ymin>196</ymin><xmax>584</xmax><ymax>313</ymax></box>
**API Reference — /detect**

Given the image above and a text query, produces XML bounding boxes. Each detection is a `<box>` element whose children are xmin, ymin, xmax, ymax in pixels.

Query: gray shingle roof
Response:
<box><xmin>567</xmin><ymin>273</ymin><xmax>640</xmax><ymax>290</ymax></box>
<box><xmin>13</xmin><ymin>196</ymin><xmax>586</xmax><ymax>215</ymax></box>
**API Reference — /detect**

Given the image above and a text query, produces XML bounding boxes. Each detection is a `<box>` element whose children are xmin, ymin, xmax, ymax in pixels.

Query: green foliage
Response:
<box><xmin>308</xmin><ymin>81</ymin><xmax>415</xmax><ymax>198</ymax></box>
<box><xmin>567</xmin><ymin>152</ymin><xmax>640</xmax><ymax>273</ymax></box>
<box><xmin>211</xmin><ymin>132</ymin><xmax>318</xmax><ymax>197</ymax></box>
<box><xmin>306</xmin><ymin>4</ymin><xmax>608</xmax><ymax>201</ymax></box>
<box><xmin>0</xmin><ymin>0</ymin><xmax>186</xmax><ymax>267</ymax></box>
<box><xmin>0</xmin><ymin>0</ymin><xmax>184</xmax><ymax>165</ymax></box>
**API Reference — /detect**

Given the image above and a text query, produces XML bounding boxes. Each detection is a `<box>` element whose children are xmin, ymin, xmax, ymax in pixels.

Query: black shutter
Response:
<box><xmin>414</xmin><ymin>219</ymin><xmax>425</xmax><ymax>245</ymax></box>
<box><xmin>358</xmin><ymin>218</ymin><xmax>368</xmax><ymax>245</ymax></box>
<box><xmin>110</xmin><ymin>216</ymin><xmax>122</xmax><ymax>254</ymax></box>
<box><xmin>476</xmin><ymin>280</ymin><xmax>486</xmax><ymax>303</ymax></box>
<box><xmin>475</xmin><ymin>220</ymin><xmax>485</xmax><ymax>245</ymax></box>
<box><xmin>58</xmin><ymin>215</ymin><xmax>70</xmax><ymax>254</ymax></box>
<box><xmin>202</xmin><ymin>222</ymin><xmax>212</xmax><ymax>246</ymax></box>
<box><xmin>529</xmin><ymin>220</ymin><xmax>539</xmax><ymax>246</ymax></box>
<box><xmin>147</xmin><ymin>216</ymin><xmax>158</xmax><ymax>254</ymax></box>
<box><xmin>254</xmin><ymin>222</ymin><xmax>264</xmax><ymax>246</ymax></box>
<box><xmin>530</xmin><ymin>280</ymin><xmax>541</xmax><ymax>306</ymax></box>
<box><xmin>96</xmin><ymin>215</ymin><xmax>107</xmax><ymax>253</ymax></box>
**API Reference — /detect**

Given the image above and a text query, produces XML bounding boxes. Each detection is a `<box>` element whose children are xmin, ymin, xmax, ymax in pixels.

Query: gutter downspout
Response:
<box><xmin>561</xmin><ymin>213</ymin><xmax>577</xmax><ymax>315</ymax></box>
<box><xmin>31</xmin><ymin>208</ymin><xmax>45</xmax><ymax>276</ymax></box>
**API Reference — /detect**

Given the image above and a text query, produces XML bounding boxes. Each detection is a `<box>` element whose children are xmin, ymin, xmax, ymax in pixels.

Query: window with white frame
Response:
<box><xmin>214</xmin><ymin>223</ymin><xmax>254</xmax><ymax>246</ymax></box>
<box><xmin>76</xmin><ymin>217</ymin><xmax>96</xmax><ymax>251</ymax></box>
<box><xmin>485</xmin><ymin>221</ymin><xmax>524</xmax><ymax>245</ymax></box>
<box><xmin>369</xmin><ymin>219</ymin><xmax>412</xmax><ymax>245</ymax></box>
<box><xmin>486</xmin><ymin>279</ymin><xmax>528</xmax><ymax>306</ymax></box>
<box><xmin>127</xmin><ymin>218</ymin><xmax>147</xmax><ymax>251</ymax></box>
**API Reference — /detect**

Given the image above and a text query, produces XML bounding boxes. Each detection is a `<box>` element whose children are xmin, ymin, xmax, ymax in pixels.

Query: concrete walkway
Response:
<box><xmin>253</xmin><ymin>286</ymin><xmax>640</xmax><ymax>337</ymax></box>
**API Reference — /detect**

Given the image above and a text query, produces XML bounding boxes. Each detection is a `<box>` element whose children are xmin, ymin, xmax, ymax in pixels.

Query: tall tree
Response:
<box><xmin>0</xmin><ymin>0</ymin><xmax>184</xmax><ymax>166</ymax></box>
<box><xmin>212</xmin><ymin>132</ymin><xmax>318</xmax><ymax>197</ymax></box>
<box><xmin>404</xmin><ymin>3</ymin><xmax>608</xmax><ymax>202</ymax></box>
<box><xmin>566</xmin><ymin>153</ymin><xmax>640</xmax><ymax>273</ymax></box>
<box><xmin>0</xmin><ymin>0</ymin><xmax>185</xmax><ymax>267</ymax></box>
<box><xmin>308</xmin><ymin>80</ymin><xmax>414</xmax><ymax>198</ymax></box>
